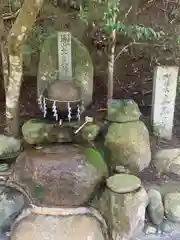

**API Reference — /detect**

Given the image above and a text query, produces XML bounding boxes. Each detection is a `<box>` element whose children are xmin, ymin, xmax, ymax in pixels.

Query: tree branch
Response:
<box><xmin>115</xmin><ymin>42</ymin><xmax>167</xmax><ymax>62</ymax></box>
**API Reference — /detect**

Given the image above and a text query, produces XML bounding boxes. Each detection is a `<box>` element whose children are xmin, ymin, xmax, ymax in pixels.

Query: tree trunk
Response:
<box><xmin>0</xmin><ymin>17</ymin><xmax>9</xmax><ymax>91</ymax></box>
<box><xmin>5</xmin><ymin>53</ymin><xmax>22</xmax><ymax>137</ymax></box>
<box><xmin>5</xmin><ymin>0</ymin><xmax>44</xmax><ymax>137</ymax></box>
<box><xmin>107</xmin><ymin>28</ymin><xmax>116</xmax><ymax>102</ymax></box>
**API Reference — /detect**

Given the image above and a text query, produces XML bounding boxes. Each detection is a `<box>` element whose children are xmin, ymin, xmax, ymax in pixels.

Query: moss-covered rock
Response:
<box><xmin>105</xmin><ymin>121</ymin><xmax>151</xmax><ymax>174</ymax></box>
<box><xmin>0</xmin><ymin>135</ymin><xmax>21</xmax><ymax>159</ymax></box>
<box><xmin>107</xmin><ymin>99</ymin><xmax>141</xmax><ymax>123</ymax></box>
<box><xmin>22</xmin><ymin>119</ymin><xmax>73</xmax><ymax>144</ymax></box>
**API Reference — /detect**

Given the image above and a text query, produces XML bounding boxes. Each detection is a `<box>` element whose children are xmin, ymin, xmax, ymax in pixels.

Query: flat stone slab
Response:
<box><xmin>106</xmin><ymin>174</ymin><xmax>141</xmax><ymax>193</ymax></box>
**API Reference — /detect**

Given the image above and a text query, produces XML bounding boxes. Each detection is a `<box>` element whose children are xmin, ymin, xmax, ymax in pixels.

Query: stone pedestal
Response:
<box><xmin>106</xmin><ymin>174</ymin><xmax>148</xmax><ymax>240</ymax></box>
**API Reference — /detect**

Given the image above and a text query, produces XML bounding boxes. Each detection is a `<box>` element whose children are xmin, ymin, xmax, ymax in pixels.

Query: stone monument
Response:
<box><xmin>151</xmin><ymin>66</ymin><xmax>179</xmax><ymax>140</ymax></box>
<box><xmin>37</xmin><ymin>31</ymin><xmax>93</xmax><ymax>123</ymax></box>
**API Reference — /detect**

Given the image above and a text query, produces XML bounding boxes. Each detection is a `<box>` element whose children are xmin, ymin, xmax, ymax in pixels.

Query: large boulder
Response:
<box><xmin>11</xmin><ymin>214</ymin><xmax>106</xmax><ymax>240</ymax></box>
<box><xmin>105</xmin><ymin>121</ymin><xmax>151</xmax><ymax>174</ymax></box>
<box><xmin>164</xmin><ymin>193</ymin><xmax>180</xmax><ymax>222</ymax></box>
<box><xmin>22</xmin><ymin>119</ymin><xmax>74</xmax><ymax>144</ymax></box>
<box><xmin>153</xmin><ymin>148</ymin><xmax>180</xmax><ymax>176</ymax></box>
<box><xmin>7</xmin><ymin>145</ymin><xmax>107</xmax><ymax>207</ymax></box>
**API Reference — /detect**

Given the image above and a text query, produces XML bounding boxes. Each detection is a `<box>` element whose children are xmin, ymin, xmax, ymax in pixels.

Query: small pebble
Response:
<box><xmin>144</xmin><ymin>224</ymin><xmax>158</xmax><ymax>235</ymax></box>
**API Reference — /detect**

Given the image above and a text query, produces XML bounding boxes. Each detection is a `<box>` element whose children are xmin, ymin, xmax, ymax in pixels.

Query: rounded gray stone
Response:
<box><xmin>164</xmin><ymin>193</ymin><xmax>180</xmax><ymax>222</ymax></box>
<box><xmin>115</xmin><ymin>165</ymin><xmax>131</xmax><ymax>174</ymax></box>
<box><xmin>147</xmin><ymin>189</ymin><xmax>164</xmax><ymax>225</ymax></box>
<box><xmin>106</xmin><ymin>174</ymin><xmax>141</xmax><ymax>193</ymax></box>
<box><xmin>144</xmin><ymin>224</ymin><xmax>158</xmax><ymax>235</ymax></box>
<box><xmin>160</xmin><ymin>219</ymin><xmax>176</xmax><ymax>233</ymax></box>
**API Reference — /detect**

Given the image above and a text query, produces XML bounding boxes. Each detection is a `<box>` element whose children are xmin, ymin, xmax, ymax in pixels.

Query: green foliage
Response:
<box><xmin>79</xmin><ymin>1</ymin><xmax>89</xmax><ymax>24</ymax></box>
<box><xmin>177</xmin><ymin>36</ymin><xmax>180</xmax><ymax>44</ymax></box>
<box><xmin>29</xmin><ymin>25</ymin><xmax>55</xmax><ymax>47</ymax></box>
<box><xmin>86</xmin><ymin>147</ymin><xmax>108</xmax><ymax>177</ymax></box>
<box><xmin>103</xmin><ymin>1</ymin><xmax>120</xmax><ymax>29</ymax></box>
<box><xmin>109</xmin><ymin>23</ymin><xmax>165</xmax><ymax>41</ymax></box>
<box><xmin>6</xmin><ymin>0</ymin><xmax>22</xmax><ymax>11</ymax></box>
<box><xmin>79</xmin><ymin>0</ymin><xmax>165</xmax><ymax>42</ymax></box>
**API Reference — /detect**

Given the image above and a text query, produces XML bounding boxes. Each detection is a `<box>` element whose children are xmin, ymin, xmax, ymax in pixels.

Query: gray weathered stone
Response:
<box><xmin>153</xmin><ymin>149</ymin><xmax>180</xmax><ymax>176</ymax></box>
<box><xmin>11</xmin><ymin>214</ymin><xmax>106</xmax><ymax>240</ymax></box>
<box><xmin>105</xmin><ymin>121</ymin><xmax>151</xmax><ymax>174</ymax></box>
<box><xmin>147</xmin><ymin>189</ymin><xmax>164</xmax><ymax>225</ymax></box>
<box><xmin>160</xmin><ymin>219</ymin><xmax>176</xmax><ymax>233</ymax></box>
<box><xmin>164</xmin><ymin>193</ymin><xmax>180</xmax><ymax>222</ymax></box>
<box><xmin>0</xmin><ymin>135</ymin><xmax>21</xmax><ymax>160</ymax></box>
<box><xmin>22</xmin><ymin>119</ymin><xmax>74</xmax><ymax>144</ymax></box>
<box><xmin>107</xmin><ymin>99</ymin><xmax>141</xmax><ymax>123</ymax></box>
